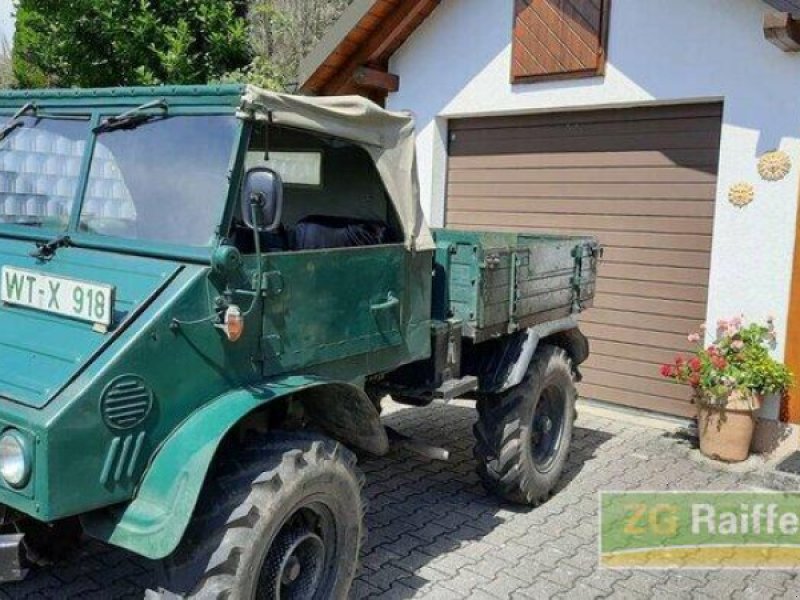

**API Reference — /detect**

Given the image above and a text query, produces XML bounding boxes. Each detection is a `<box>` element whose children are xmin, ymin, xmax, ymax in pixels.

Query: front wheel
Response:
<box><xmin>474</xmin><ymin>346</ymin><xmax>577</xmax><ymax>506</ymax></box>
<box><xmin>160</xmin><ymin>432</ymin><xmax>365</xmax><ymax>600</ymax></box>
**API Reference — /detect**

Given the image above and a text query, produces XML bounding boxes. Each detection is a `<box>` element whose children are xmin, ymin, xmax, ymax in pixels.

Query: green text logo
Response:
<box><xmin>600</xmin><ymin>491</ymin><xmax>800</xmax><ymax>568</ymax></box>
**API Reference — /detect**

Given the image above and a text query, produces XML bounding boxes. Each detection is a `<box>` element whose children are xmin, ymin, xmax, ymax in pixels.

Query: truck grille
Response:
<box><xmin>100</xmin><ymin>375</ymin><xmax>153</xmax><ymax>430</ymax></box>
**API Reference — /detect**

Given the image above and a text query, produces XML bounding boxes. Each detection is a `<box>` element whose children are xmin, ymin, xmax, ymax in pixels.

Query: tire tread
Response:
<box><xmin>473</xmin><ymin>346</ymin><xmax>576</xmax><ymax>506</ymax></box>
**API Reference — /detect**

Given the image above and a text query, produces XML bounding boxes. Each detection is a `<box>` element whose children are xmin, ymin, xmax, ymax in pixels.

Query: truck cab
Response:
<box><xmin>0</xmin><ymin>85</ymin><xmax>598</xmax><ymax>598</ymax></box>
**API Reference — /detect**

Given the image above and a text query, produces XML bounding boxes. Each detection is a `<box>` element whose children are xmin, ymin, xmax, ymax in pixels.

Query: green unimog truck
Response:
<box><xmin>0</xmin><ymin>85</ymin><xmax>600</xmax><ymax>598</ymax></box>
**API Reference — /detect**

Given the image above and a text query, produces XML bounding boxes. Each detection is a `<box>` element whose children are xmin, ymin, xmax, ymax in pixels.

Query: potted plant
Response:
<box><xmin>660</xmin><ymin>316</ymin><xmax>792</xmax><ymax>462</ymax></box>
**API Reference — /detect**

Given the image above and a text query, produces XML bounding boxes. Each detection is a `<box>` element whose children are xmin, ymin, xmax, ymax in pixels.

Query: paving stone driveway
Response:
<box><xmin>1</xmin><ymin>399</ymin><xmax>798</xmax><ymax>599</ymax></box>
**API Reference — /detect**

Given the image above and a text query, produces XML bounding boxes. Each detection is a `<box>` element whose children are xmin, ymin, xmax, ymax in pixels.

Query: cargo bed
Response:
<box><xmin>431</xmin><ymin>229</ymin><xmax>601</xmax><ymax>343</ymax></box>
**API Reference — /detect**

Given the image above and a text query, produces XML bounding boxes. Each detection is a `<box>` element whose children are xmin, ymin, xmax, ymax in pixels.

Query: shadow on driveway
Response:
<box><xmin>0</xmin><ymin>402</ymin><xmax>614</xmax><ymax>599</ymax></box>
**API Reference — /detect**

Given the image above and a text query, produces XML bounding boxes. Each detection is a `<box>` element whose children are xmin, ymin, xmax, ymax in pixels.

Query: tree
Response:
<box><xmin>224</xmin><ymin>0</ymin><xmax>350</xmax><ymax>90</ymax></box>
<box><xmin>0</xmin><ymin>36</ymin><xmax>13</xmax><ymax>88</ymax></box>
<box><xmin>12</xmin><ymin>0</ymin><xmax>252</xmax><ymax>88</ymax></box>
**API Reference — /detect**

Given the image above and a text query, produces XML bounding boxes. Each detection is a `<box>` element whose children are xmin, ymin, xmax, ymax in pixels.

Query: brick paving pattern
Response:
<box><xmin>0</xmin><ymin>399</ymin><xmax>797</xmax><ymax>599</ymax></box>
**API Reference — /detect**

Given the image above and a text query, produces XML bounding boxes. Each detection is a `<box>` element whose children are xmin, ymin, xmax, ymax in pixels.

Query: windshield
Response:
<box><xmin>0</xmin><ymin>116</ymin><xmax>90</xmax><ymax>229</ymax></box>
<box><xmin>81</xmin><ymin>115</ymin><xmax>237</xmax><ymax>247</ymax></box>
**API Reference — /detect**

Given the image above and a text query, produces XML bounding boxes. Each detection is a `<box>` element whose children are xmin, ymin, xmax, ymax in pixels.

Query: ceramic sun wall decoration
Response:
<box><xmin>758</xmin><ymin>150</ymin><xmax>792</xmax><ymax>182</ymax></box>
<box><xmin>728</xmin><ymin>182</ymin><xmax>755</xmax><ymax>208</ymax></box>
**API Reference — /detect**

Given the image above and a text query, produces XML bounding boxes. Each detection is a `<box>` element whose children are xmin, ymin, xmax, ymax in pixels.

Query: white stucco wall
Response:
<box><xmin>387</xmin><ymin>0</ymin><xmax>800</xmax><ymax>357</ymax></box>
<box><xmin>0</xmin><ymin>0</ymin><xmax>13</xmax><ymax>44</ymax></box>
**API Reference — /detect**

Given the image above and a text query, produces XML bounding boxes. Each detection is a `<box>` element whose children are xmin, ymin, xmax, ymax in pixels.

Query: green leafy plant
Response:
<box><xmin>12</xmin><ymin>0</ymin><xmax>251</xmax><ymax>88</ymax></box>
<box><xmin>660</xmin><ymin>316</ymin><xmax>792</xmax><ymax>410</ymax></box>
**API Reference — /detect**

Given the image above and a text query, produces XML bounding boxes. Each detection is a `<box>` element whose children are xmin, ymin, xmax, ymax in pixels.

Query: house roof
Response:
<box><xmin>300</xmin><ymin>0</ymin><xmax>800</xmax><ymax>103</ymax></box>
<box><xmin>764</xmin><ymin>0</ymin><xmax>800</xmax><ymax>11</ymax></box>
<box><xmin>298</xmin><ymin>0</ymin><xmax>440</xmax><ymax>105</ymax></box>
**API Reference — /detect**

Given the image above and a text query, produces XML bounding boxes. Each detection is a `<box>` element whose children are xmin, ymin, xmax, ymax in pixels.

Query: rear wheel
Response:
<box><xmin>160</xmin><ymin>432</ymin><xmax>365</xmax><ymax>600</ymax></box>
<box><xmin>474</xmin><ymin>346</ymin><xmax>576</xmax><ymax>505</ymax></box>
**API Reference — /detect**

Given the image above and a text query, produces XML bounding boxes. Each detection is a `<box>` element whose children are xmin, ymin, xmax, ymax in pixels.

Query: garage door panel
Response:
<box><xmin>446</xmin><ymin>211</ymin><xmax>713</xmax><ymax>234</ymax></box>
<box><xmin>448</xmin><ymin>167</ymin><xmax>718</xmax><ymax>185</ymax></box>
<box><xmin>448</xmin><ymin>181</ymin><xmax>719</xmax><ymax>201</ymax></box>
<box><xmin>580</xmin><ymin>368</ymin><xmax>691</xmax><ymax>401</ymax></box>
<box><xmin>589</xmin><ymin>339</ymin><xmax>684</xmax><ymax>365</ymax></box>
<box><xmin>602</xmin><ymin>247</ymin><xmax>711</xmax><ymax>270</ymax></box>
<box><xmin>584</xmin><ymin>354</ymin><xmax>671</xmax><ymax>381</ymax></box>
<box><xmin>448</xmin><ymin>197</ymin><xmax>716</xmax><ymax>218</ymax></box>
<box><xmin>450</xmin><ymin>132</ymin><xmax>721</xmax><ymax>156</ymax></box>
<box><xmin>582</xmin><ymin>308</ymin><xmax>700</xmax><ymax>335</ymax></box>
<box><xmin>449</xmin><ymin>150</ymin><xmax>718</xmax><ymax>171</ymax></box>
<box><xmin>599</xmin><ymin>263</ymin><xmax>709</xmax><ymax>286</ymax></box>
<box><xmin>579</xmin><ymin>384</ymin><xmax>697</xmax><ymax>418</ymax></box>
<box><xmin>595</xmin><ymin>278</ymin><xmax>708</xmax><ymax>303</ymax></box>
<box><xmin>450</xmin><ymin>116</ymin><xmax>725</xmax><ymax>145</ymax></box>
<box><xmin>450</xmin><ymin>103</ymin><xmax>725</xmax><ymax>131</ymax></box>
<box><xmin>593</xmin><ymin>293</ymin><xmax>706</xmax><ymax>320</ymax></box>
<box><xmin>446</xmin><ymin>103</ymin><xmax>720</xmax><ymax>416</ymax></box>
<box><xmin>577</xmin><ymin>322</ymin><xmax>693</xmax><ymax>354</ymax></box>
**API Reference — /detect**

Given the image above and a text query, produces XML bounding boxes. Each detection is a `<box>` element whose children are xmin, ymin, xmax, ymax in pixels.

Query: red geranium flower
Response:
<box><xmin>688</xmin><ymin>357</ymin><xmax>701</xmax><ymax>372</ymax></box>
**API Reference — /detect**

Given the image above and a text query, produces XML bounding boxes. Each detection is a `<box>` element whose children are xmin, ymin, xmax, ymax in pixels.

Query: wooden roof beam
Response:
<box><xmin>353</xmin><ymin>66</ymin><xmax>400</xmax><ymax>93</ymax></box>
<box><xmin>764</xmin><ymin>11</ymin><xmax>800</xmax><ymax>51</ymax></box>
<box><xmin>322</xmin><ymin>0</ymin><xmax>437</xmax><ymax>96</ymax></box>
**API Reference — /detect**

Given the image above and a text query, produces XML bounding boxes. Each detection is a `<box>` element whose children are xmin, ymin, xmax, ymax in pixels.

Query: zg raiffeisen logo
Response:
<box><xmin>600</xmin><ymin>491</ymin><xmax>800</xmax><ymax>569</ymax></box>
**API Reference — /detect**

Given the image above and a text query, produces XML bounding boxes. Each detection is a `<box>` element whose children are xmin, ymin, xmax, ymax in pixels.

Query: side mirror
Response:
<box><xmin>241</xmin><ymin>167</ymin><xmax>283</xmax><ymax>232</ymax></box>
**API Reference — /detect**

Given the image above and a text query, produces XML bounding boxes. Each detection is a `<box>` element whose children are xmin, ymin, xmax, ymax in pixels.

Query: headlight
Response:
<box><xmin>0</xmin><ymin>430</ymin><xmax>31</xmax><ymax>489</ymax></box>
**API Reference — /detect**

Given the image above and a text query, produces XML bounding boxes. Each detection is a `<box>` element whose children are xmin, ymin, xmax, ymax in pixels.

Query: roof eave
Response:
<box><xmin>299</xmin><ymin>0</ymin><xmax>378</xmax><ymax>92</ymax></box>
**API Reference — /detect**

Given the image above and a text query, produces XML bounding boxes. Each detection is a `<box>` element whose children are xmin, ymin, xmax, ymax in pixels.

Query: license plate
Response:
<box><xmin>1</xmin><ymin>267</ymin><xmax>115</xmax><ymax>327</ymax></box>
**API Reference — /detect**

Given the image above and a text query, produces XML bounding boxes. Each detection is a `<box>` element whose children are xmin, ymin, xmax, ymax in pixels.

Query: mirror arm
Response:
<box><xmin>263</xmin><ymin>111</ymin><xmax>273</xmax><ymax>162</ymax></box>
<box><xmin>239</xmin><ymin>193</ymin><xmax>266</xmax><ymax>316</ymax></box>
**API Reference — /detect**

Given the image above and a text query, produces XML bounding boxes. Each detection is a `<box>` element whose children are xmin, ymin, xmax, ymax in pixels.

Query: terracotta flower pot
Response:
<box><xmin>697</xmin><ymin>396</ymin><xmax>760</xmax><ymax>462</ymax></box>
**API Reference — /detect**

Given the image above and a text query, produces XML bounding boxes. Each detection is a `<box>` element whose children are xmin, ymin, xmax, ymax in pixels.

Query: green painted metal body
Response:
<box><xmin>0</xmin><ymin>86</ymin><xmax>595</xmax><ymax>561</ymax></box>
<box><xmin>0</xmin><ymin>86</ymin><xmax>432</xmax><ymax>559</ymax></box>
<box><xmin>432</xmin><ymin>229</ymin><xmax>600</xmax><ymax>342</ymax></box>
<box><xmin>81</xmin><ymin>377</ymin><xmax>363</xmax><ymax>559</ymax></box>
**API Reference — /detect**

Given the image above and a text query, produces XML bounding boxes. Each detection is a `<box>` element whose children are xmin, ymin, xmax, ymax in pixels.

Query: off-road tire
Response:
<box><xmin>160</xmin><ymin>432</ymin><xmax>365</xmax><ymax>600</ymax></box>
<box><xmin>474</xmin><ymin>346</ymin><xmax>577</xmax><ymax>506</ymax></box>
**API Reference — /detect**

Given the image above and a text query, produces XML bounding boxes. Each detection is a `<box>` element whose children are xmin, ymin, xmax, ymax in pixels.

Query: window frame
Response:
<box><xmin>0</xmin><ymin>104</ymin><xmax>244</xmax><ymax>264</ymax></box>
<box><xmin>246</xmin><ymin>146</ymin><xmax>326</xmax><ymax>190</ymax></box>
<box><xmin>510</xmin><ymin>0</ymin><xmax>612</xmax><ymax>85</ymax></box>
<box><xmin>227</xmin><ymin>121</ymin><xmax>408</xmax><ymax>255</ymax></box>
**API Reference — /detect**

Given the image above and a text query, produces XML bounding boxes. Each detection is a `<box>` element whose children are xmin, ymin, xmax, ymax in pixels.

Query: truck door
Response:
<box><xmin>239</xmin><ymin>124</ymin><xmax>412</xmax><ymax>378</ymax></box>
<box><xmin>260</xmin><ymin>245</ymin><xmax>407</xmax><ymax>376</ymax></box>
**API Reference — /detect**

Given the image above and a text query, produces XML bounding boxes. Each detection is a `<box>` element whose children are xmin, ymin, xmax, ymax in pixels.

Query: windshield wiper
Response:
<box><xmin>30</xmin><ymin>235</ymin><xmax>72</xmax><ymax>261</ymax></box>
<box><xmin>94</xmin><ymin>99</ymin><xmax>168</xmax><ymax>134</ymax></box>
<box><xmin>0</xmin><ymin>103</ymin><xmax>90</xmax><ymax>144</ymax></box>
<box><xmin>0</xmin><ymin>102</ymin><xmax>36</xmax><ymax>143</ymax></box>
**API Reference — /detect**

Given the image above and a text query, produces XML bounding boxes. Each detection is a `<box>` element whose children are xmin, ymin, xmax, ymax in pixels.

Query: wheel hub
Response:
<box><xmin>281</xmin><ymin>555</ymin><xmax>302</xmax><ymax>585</ymax></box>
<box><xmin>531</xmin><ymin>385</ymin><xmax>567</xmax><ymax>471</ymax></box>
<box><xmin>262</xmin><ymin>527</ymin><xmax>326</xmax><ymax>600</ymax></box>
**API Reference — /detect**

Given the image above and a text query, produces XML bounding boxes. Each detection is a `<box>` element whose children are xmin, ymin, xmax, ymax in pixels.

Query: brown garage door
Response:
<box><xmin>446</xmin><ymin>103</ymin><xmax>723</xmax><ymax>417</ymax></box>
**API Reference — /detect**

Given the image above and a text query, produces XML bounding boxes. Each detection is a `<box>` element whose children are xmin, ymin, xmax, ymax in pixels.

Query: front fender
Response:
<box><xmin>80</xmin><ymin>375</ymin><xmax>376</xmax><ymax>560</ymax></box>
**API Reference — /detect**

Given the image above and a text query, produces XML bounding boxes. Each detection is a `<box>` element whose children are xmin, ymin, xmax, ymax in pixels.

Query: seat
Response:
<box><xmin>291</xmin><ymin>215</ymin><xmax>392</xmax><ymax>250</ymax></box>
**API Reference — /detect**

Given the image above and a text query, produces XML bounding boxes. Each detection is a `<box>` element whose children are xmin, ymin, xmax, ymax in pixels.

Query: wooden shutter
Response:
<box><xmin>512</xmin><ymin>0</ymin><xmax>611</xmax><ymax>83</ymax></box>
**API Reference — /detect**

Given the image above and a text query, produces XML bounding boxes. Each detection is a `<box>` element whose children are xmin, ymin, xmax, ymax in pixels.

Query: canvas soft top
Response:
<box><xmin>0</xmin><ymin>84</ymin><xmax>435</xmax><ymax>252</ymax></box>
<box><xmin>239</xmin><ymin>86</ymin><xmax>435</xmax><ymax>252</ymax></box>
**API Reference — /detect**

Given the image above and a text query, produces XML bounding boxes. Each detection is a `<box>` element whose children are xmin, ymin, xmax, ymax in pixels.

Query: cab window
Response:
<box><xmin>232</xmin><ymin>125</ymin><xmax>403</xmax><ymax>254</ymax></box>
<box><xmin>80</xmin><ymin>115</ymin><xmax>238</xmax><ymax>247</ymax></box>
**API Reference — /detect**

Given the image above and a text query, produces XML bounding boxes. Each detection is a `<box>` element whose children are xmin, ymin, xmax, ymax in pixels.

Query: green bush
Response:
<box><xmin>12</xmin><ymin>0</ymin><xmax>251</xmax><ymax>88</ymax></box>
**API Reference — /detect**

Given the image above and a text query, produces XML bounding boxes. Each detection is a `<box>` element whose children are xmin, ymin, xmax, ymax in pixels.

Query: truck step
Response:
<box><xmin>386</xmin><ymin>427</ymin><xmax>450</xmax><ymax>461</ymax></box>
<box><xmin>434</xmin><ymin>376</ymin><xmax>479</xmax><ymax>401</ymax></box>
